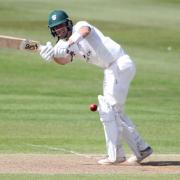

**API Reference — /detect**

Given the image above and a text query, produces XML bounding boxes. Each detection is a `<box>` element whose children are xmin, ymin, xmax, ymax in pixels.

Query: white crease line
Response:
<box><xmin>26</xmin><ymin>144</ymin><xmax>100</xmax><ymax>159</ymax></box>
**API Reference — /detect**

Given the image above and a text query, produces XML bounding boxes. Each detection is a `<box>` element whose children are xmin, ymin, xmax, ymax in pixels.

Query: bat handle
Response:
<box><xmin>37</xmin><ymin>44</ymin><xmax>43</xmax><ymax>51</ymax></box>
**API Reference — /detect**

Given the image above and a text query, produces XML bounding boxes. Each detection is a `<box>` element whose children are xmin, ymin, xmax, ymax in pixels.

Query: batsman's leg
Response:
<box><xmin>97</xmin><ymin>95</ymin><xmax>126</xmax><ymax>165</ymax></box>
<box><xmin>119</xmin><ymin>112</ymin><xmax>152</xmax><ymax>161</ymax></box>
<box><xmin>104</xmin><ymin>56</ymin><xmax>152</xmax><ymax>162</ymax></box>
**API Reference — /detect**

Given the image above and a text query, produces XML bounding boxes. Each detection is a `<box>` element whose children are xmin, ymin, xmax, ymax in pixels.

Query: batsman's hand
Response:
<box><xmin>39</xmin><ymin>42</ymin><xmax>54</xmax><ymax>62</ymax></box>
<box><xmin>53</xmin><ymin>40</ymin><xmax>69</xmax><ymax>58</ymax></box>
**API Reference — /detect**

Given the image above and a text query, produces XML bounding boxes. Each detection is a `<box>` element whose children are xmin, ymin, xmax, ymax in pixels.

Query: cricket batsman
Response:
<box><xmin>39</xmin><ymin>10</ymin><xmax>153</xmax><ymax>165</ymax></box>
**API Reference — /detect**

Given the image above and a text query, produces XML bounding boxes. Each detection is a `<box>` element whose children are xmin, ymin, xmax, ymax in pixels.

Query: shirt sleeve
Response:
<box><xmin>73</xmin><ymin>21</ymin><xmax>92</xmax><ymax>32</ymax></box>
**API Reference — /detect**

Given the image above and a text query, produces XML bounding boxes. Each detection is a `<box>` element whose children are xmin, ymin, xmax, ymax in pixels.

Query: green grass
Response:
<box><xmin>0</xmin><ymin>0</ymin><xmax>180</xmax><ymax>179</ymax></box>
<box><xmin>0</xmin><ymin>174</ymin><xmax>179</xmax><ymax>180</ymax></box>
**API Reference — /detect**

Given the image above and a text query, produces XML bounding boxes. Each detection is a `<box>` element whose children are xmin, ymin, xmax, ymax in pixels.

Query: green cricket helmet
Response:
<box><xmin>48</xmin><ymin>10</ymin><xmax>73</xmax><ymax>39</ymax></box>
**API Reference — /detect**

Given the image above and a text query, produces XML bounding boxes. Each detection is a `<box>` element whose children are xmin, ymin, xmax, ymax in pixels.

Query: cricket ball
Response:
<box><xmin>89</xmin><ymin>103</ymin><xmax>97</xmax><ymax>112</ymax></box>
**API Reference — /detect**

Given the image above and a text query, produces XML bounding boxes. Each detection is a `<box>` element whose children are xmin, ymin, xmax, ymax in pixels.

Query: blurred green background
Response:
<box><xmin>0</xmin><ymin>0</ymin><xmax>180</xmax><ymax>178</ymax></box>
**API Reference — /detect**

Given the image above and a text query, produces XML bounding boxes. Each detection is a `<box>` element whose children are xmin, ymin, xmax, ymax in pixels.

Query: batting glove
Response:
<box><xmin>39</xmin><ymin>42</ymin><xmax>54</xmax><ymax>62</ymax></box>
<box><xmin>53</xmin><ymin>40</ymin><xmax>69</xmax><ymax>58</ymax></box>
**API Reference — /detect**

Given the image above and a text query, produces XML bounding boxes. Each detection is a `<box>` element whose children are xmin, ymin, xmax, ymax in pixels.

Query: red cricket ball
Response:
<box><xmin>89</xmin><ymin>103</ymin><xmax>97</xmax><ymax>112</ymax></box>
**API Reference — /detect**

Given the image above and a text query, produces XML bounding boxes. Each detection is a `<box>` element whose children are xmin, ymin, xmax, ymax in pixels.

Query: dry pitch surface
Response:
<box><xmin>0</xmin><ymin>154</ymin><xmax>179</xmax><ymax>174</ymax></box>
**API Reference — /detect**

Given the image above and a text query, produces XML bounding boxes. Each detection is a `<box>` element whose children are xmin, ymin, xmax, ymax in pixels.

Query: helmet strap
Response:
<box><xmin>66</xmin><ymin>20</ymin><xmax>73</xmax><ymax>32</ymax></box>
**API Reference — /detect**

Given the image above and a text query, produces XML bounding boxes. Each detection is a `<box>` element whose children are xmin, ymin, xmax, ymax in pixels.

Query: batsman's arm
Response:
<box><xmin>52</xmin><ymin>26</ymin><xmax>91</xmax><ymax>64</ymax></box>
<box><xmin>67</xmin><ymin>26</ymin><xmax>91</xmax><ymax>46</ymax></box>
<box><xmin>53</xmin><ymin>54</ymin><xmax>73</xmax><ymax>65</ymax></box>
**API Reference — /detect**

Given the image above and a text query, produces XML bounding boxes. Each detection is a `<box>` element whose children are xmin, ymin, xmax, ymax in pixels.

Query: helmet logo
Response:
<box><xmin>52</xmin><ymin>15</ymin><xmax>57</xmax><ymax>21</ymax></box>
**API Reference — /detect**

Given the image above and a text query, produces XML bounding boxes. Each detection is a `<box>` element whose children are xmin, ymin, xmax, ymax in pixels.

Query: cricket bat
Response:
<box><xmin>0</xmin><ymin>35</ymin><xmax>41</xmax><ymax>52</ymax></box>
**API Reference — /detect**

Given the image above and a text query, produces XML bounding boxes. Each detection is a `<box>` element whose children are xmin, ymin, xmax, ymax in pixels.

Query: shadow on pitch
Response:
<box><xmin>141</xmin><ymin>161</ymin><xmax>180</xmax><ymax>166</ymax></box>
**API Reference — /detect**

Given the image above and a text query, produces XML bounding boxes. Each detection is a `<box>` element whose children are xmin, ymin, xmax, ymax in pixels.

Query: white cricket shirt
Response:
<box><xmin>72</xmin><ymin>21</ymin><xmax>126</xmax><ymax>69</ymax></box>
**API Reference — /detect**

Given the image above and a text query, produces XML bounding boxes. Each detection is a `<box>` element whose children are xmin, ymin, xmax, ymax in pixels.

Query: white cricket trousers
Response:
<box><xmin>101</xmin><ymin>55</ymin><xmax>149</xmax><ymax>161</ymax></box>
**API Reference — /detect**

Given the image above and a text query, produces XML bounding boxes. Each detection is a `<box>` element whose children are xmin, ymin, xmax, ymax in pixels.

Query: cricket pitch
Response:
<box><xmin>0</xmin><ymin>154</ymin><xmax>179</xmax><ymax>174</ymax></box>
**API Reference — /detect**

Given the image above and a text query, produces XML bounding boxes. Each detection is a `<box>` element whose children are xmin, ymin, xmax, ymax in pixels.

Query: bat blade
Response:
<box><xmin>0</xmin><ymin>35</ymin><xmax>40</xmax><ymax>52</ymax></box>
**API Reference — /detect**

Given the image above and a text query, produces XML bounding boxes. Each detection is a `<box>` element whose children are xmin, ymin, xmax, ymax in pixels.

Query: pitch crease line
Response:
<box><xmin>26</xmin><ymin>144</ymin><xmax>100</xmax><ymax>159</ymax></box>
